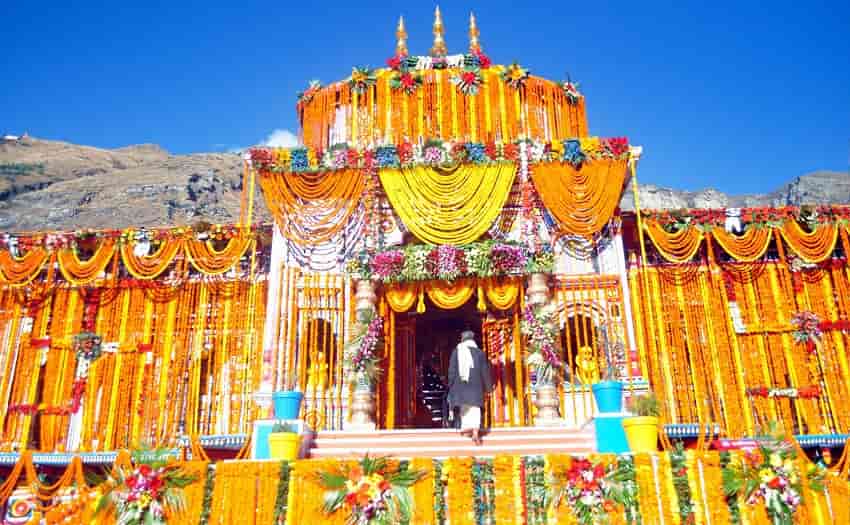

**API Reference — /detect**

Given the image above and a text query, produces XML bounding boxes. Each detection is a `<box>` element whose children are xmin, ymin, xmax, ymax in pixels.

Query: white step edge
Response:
<box><xmin>309</xmin><ymin>443</ymin><xmax>595</xmax><ymax>456</ymax></box>
<box><xmin>312</xmin><ymin>434</ymin><xmax>594</xmax><ymax>446</ymax></box>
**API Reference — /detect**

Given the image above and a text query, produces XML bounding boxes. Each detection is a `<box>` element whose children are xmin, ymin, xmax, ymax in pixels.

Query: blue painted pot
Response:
<box><xmin>272</xmin><ymin>391</ymin><xmax>303</xmax><ymax>420</ymax></box>
<box><xmin>591</xmin><ymin>381</ymin><xmax>623</xmax><ymax>414</ymax></box>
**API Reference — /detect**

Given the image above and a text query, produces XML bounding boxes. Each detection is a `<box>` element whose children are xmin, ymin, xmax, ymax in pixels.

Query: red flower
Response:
<box><xmin>606</xmin><ymin>137</ymin><xmax>630</xmax><ymax>156</ymax></box>
<box><xmin>386</xmin><ymin>55</ymin><xmax>403</xmax><ymax>70</ymax></box>
<box><xmin>400</xmin><ymin>73</ymin><xmax>416</xmax><ymax>88</ymax></box>
<box><xmin>363</xmin><ymin>150</ymin><xmax>376</xmax><ymax>170</ymax></box>
<box><xmin>346</xmin><ymin>149</ymin><xmax>360</xmax><ymax>166</ymax></box>
<box><xmin>484</xmin><ymin>142</ymin><xmax>498</xmax><ymax>159</ymax></box>
<box><xmin>250</xmin><ymin>148</ymin><xmax>273</xmax><ymax>166</ymax></box>
<box><xmin>345</xmin><ymin>492</ymin><xmax>358</xmax><ymax>506</ymax></box>
<box><xmin>475</xmin><ymin>52</ymin><xmax>492</xmax><ymax>68</ymax></box>
<box><xmin>462</xmin><ymin>71</ymin><xmax>477</xmax><ymax>84</ymax></box>
<box><xmin>138</xmin><ymin>464</ymin><xmax>152</xmax><ymax>477</ymax></box>
<box><xmin>378</xmin><ymin>480</ymin><xmax>391</xmax><ymax>492</ymax></box>
<box><xmin>593</xmin><ymin>464</ymin><xmax>605</xmax><ymax>479</ymax></box>
<box><xmin>126</xmin><ymin>475</ymin><xmax>138</xmax><ymax>489</ymax></box>
<box><xmin>503</xmin><ymin>143</ymin><xmax>519</xmax><ymax>160</ymax></box>
<box><xmin>768</xmin><ymin>476</ymin><xmax>784</xmax><ymax>489</ymax></box>
<box><xmin>397</xmin><ymin>142</ymin><xmax>413</xmax><ymax>163</ymax></box>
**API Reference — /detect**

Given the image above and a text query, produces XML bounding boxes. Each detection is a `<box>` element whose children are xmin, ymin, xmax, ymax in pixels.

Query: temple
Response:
<box><xmin>0</xmin><ymin>9</ymin><xmax>849</xmax><ymax>524</ymax></box>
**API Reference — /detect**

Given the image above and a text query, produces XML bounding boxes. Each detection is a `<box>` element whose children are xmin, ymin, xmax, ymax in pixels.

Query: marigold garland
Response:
<box><xmin>379</xmin><ymin>163</ymin><xmax>516</xmax><ymax>245</ymax></box>
<box><xmin>530</xmin><ymin>159</ymin><xmax>628</xmax><ymax>238</ymax></box>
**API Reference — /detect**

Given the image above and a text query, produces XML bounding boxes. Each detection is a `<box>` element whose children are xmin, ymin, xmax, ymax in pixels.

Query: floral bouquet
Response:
<box><xmin>490</xmin><ymin>243</ymin><xmax>527</xmax><ymax>275</ymax></box>
<box><xmin>344</xmin><ymin>310</ymin><xmax>384</xmax><ymax>387</ymax></box>
<box><xmin>549</xmin><ymin>457</ymin><xmax>636</xmax><ymax>525</ymax></box>
<box><xmin>722</xmin><ymin>435</ymin><xmax>822</xmax><ymax>525</ymax></box>
<box><xmin>425</xmin><ymin>245</ymin><xmax>467</xmax><ymax>282</ymax></box>
<box><xmin>561</xmin><ymin>80</ymin><xmax>582</xmax><ymax>104</ymax></box>
<box><xmin>451</xmin><ymin>67</ymin><xmax>484</xmax><ymax>95</ymax></box>
<box><xmin>501</xmin><ymin>62</ymin><xmax>529</xmax><ymax>89</ymax></box>
<box><xmin>370</xmin><ymin>250</ymin><xmax>405</xmax><ymax>281</ymax></box>
<box><xmin>95</xmin><ymin>449</ymin><xmax>198</xmax><ymax>525</ymax></box>
<box><xmin>521</xmin><ymin>303</ymin><xmax>563</xmax><ymax>384</ymax></box>
<box><xmin>349</xmin><ymin>67</ymin><xmax>377</xmax><ymax>94</ymax></box>
<box><xmin>389</xmin><ymin>71</ymin><xmax>423</xmax><ymax>95</ymax></box>
<box><xmin>464</xmin><ymin>242</ymin><xmax>493</xmax><ymax>276</ymax></box>
<box><xmin>319</xmin><ymin>455</ymin><xmax>425</xmax><ymax>525</ymax></box>
<box><xmin>790</xmin><ymin>311</ymin><xmax>822</xmax><ymax>353</ymax></box>
<box><xmin>73</xmin><ymin>332</ymin><xmax>103</xmax><ymax>361</ymax></box>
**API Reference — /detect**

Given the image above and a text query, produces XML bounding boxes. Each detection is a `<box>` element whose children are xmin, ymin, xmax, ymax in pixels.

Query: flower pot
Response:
<box><xmin>272</xmin><ymin>391</ymin><xmax>303</xmax><ymax>420</ymax></box>
<box><xmin>268</xmin><ymin>432</ymin><xmax>301</xmax><ymax>461</ymax></box>
<box><xmin>622</xmin><ymin>416</ymin><xmax>660</xmax><ymax>453</ymax></box>
<box><xmin>591</xmin><ymin>381</ymin><xmax>623</xmax><ymax>413</ymax></box>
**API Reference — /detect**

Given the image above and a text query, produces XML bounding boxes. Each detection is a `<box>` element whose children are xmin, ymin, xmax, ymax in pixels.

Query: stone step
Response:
<box><xmin>307</xmin><ymin>426</ymin><xmax>596</xmax><ymax>459</ymax></box>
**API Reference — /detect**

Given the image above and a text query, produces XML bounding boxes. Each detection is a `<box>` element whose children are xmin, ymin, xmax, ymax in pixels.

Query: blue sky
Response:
<box><xmin>3</xmin><ymin>1</ymin><xmax>848</xmax><ymax>194</ymax></box>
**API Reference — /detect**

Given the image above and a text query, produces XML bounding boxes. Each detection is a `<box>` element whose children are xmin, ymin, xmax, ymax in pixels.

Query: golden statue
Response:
<box><xmin>307</xmin><ymin>352</ymin><xmax>328</xmax><ymax>390</ymax></box>
<box><xmin>575</xmin><ymin>346</ymin><xmax>600</xmax><ymax>384</ymax></box>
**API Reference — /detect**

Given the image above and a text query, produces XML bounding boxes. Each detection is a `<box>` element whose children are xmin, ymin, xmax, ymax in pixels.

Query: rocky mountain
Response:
<box><xmin>0</xmin><ymin>136</ymin><xmax>269</xmax><ymax>232</ymax></box>
<box><xmin>0</xmin><ymin>136</ymin><xmax>847</xmax><ymax>232</ymax></box>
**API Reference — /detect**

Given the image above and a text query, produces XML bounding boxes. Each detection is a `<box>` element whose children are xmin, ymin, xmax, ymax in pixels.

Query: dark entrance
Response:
<box><xmin>394</xmin><ymin>297</ymin><xmax>482</xmax><ymax>428</ymax></box>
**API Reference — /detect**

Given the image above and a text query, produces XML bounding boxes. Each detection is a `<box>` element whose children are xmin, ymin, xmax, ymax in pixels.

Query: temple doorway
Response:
<box><xmin>394</xmin><ymin>297</ymin><xmax>482</xmax><ymax>429</ymax></box>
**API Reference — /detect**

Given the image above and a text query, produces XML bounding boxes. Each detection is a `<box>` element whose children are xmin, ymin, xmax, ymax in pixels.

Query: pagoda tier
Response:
<box><xmin>297</xmin><ymin>59</ymin><xmax>588</xmax><ymax>150</ymax></box>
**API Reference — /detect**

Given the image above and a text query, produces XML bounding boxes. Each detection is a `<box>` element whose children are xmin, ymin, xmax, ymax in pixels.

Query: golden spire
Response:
<box><xmin>469</xmin><ymin>12</ymin><xmax>482</xmax><ymax>54</ymax></box>
<box><xmin>395</xmin><ymin>16</ymin><xmax>408</xmax><ymax>56</ymax></box>
<box><xmin>430</xmin><ymin>6</ymin><xmax>448</xmax><ymax>57</ymax></box>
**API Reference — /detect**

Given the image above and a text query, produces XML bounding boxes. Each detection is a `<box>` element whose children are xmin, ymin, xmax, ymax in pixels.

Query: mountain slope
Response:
<box><xmin>1</xmin><ymin>136</ymin><xmax>847</xmax><ymax>232</ymax></box>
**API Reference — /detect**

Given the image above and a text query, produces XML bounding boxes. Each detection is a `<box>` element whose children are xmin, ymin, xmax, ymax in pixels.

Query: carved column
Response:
<box><xmin>526</xmin><ymin>272</ymin><xmax>565</xmax><ymax>426</ymax></box>
<box><xmin>526</xmin><ymin>273</ymin><xmax>550</xmax><ymax>306</ymax></box>
<box><xmin>347</xmin><ymin>279</ymin><xmax>378</xmax><ymax>431</ymax></box>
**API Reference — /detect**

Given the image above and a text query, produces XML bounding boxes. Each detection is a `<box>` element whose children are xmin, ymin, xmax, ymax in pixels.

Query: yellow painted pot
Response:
<box><xmin>268</xmin><ymin>432</ymin><xmax>301</xmax><ymax>460</ymax></box>
<box><xmin>622</xmin><ymin>416</ymin><xmax>660</xmax><ymax>453</ymax></box>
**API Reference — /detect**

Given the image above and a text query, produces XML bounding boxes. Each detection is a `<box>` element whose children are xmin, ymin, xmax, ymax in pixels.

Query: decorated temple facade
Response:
<box><xmin>249</xmin><ymin>10</ymin><xmax>641</xmax><ymax>433</ymax></box>
<box><xmin>1</xmin><ymin>10</ymin><xmax>850</xmax><ymax>525</ymax></box>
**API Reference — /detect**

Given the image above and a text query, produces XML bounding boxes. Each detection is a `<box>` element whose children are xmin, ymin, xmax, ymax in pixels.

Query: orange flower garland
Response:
<box><xmin>530</xmin><ymin>159</ymin><xmax>628</xmax><ymax>238</ymax></box>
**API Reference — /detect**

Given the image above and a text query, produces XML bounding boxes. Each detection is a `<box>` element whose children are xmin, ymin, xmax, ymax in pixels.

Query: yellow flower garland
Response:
<box><xmin>379</xmin><ymin>163</ymin><xmax>516</xmax><ymax>245</ymax></box>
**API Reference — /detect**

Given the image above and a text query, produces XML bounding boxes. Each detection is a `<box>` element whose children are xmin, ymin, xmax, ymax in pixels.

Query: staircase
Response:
<box><xmin>308</xmin><ymin>426</ymin><xmax>595</xmax><ymax>458</ymax></box>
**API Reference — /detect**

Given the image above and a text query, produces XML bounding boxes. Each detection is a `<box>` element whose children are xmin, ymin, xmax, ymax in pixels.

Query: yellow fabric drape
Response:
<box><xmin>57</xmin><ymin>239</ymin><xmax>117</xmax><ymax>285</ymax></box>
<box><xmin>0</xmin><ymin>246</ymin><xmax>49</xmax><ymax>284</ymax></box>
<box><xmin>185</xmin><ymin>236</ymin><xmax>253</xmax><ymax>275</ymax></box>
<box><xmin>530</xmin><ymin>159</ymin><xmax>627</xmax><ymax>238</ymax></box>
<box><xmin>258</xmin><ymin>169</ymin><xmax>366</xmax><ymax>245</ymax></box>
<box><xmin>644</xmin><ymin>221</ymin><xmax>704</xmax><ymax>263</ymax></box>
<box><xmin>426</xmin><ymin>280</ymin><xmax>475</xmax><ymax>310</ymax></box>
<box><xmin>385</xmin><ymin>283</ymin><xmax>419</xmax><ymax>313</ymax></box>
<box><xmin>484</xmin><ymin>277</ymin><xmax>521</xmax><ymax>310</ymax></box>
<box><xmin>779</xmin><ymin>222</ymin><xmax>838</xmax><ymax>263</ymax></box>
<box><xmin>385</xmin><ymin>278</ymin><xmax>519</xmax><ymax>313</ymax></box>
<box><xmin>120</xmin><ymin>239</ymin><xmax>185</xmax><ymax>280</ymax></box>
<box><xmin>712</xmin><ymin>227</ymin><xmax>772</xmax><ymax>262</ymax></box>
<box><xmin>379</xmin><ymin>163</ymin><xmax>516</xmax><ymax>245</ymax></box>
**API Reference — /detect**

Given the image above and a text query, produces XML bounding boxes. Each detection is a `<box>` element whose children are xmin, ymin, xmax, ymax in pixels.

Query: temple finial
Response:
<box><xmin>469</xmin><ymin>12</ymin><xmax>482</xmax><ymax>54</ymax></box>
<box><xmin>395</xmin><ymin>16</ymin><xmax>408</xmax><ymax>56</ymax></box>
<box><xmin>430</xmin><ymin>6</ymin><xmax>448</xmax><ymax>57</ymax></box>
